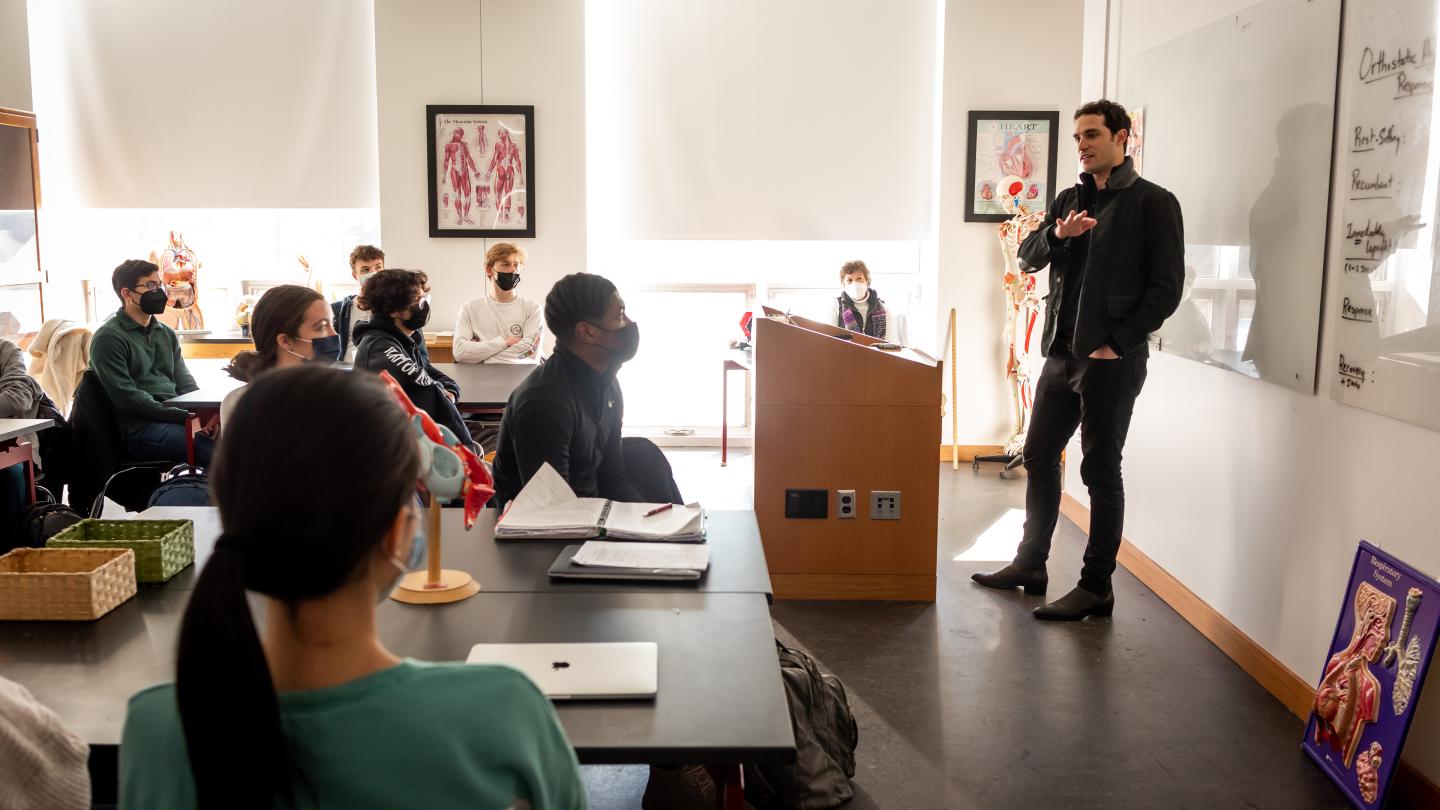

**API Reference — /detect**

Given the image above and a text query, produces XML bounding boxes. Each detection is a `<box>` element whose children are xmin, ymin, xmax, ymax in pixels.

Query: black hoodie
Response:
<box><xmin>352</xmin><ymin>316</ymin><xmax>472</xmax><ymax>446</ymax></box>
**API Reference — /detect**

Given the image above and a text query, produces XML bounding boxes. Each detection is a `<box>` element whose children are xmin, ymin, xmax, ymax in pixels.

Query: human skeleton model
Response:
<box><xmin>995</xmin><ymin>196</ymin><xmax>1047</xmax><ymax>457</ymax></box>
<box><xmin>151</xmin><ymin>231</ymin><xmax>204</xmax><ymax>331</ymax></box>
<box><xmin>443</xmin><ymin>126</ymin><xmax>481</xmax><ymax>225</ymax></box>
<box><xmin>1312</xmin><ymin>582</ymin><xmax>1395</xmax><ymax>768</ymax></box>
<box><xmin>487</xmin><ymin>128</ymin><xmax>524</xmax><ymax>223</ymax></box>
<box><xmin>1355</xmin><ymin>741</ymin><xmax>1382</xmax><ymax>804</ymax></box>
<box><xmin>1384</xmin><ymin>587</ymin><xmax>1424</xmax><ymax>715</ymax></box>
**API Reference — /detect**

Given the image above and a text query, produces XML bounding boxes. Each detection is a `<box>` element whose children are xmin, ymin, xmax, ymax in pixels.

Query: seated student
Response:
<box><xmin>829</xmin><ymin>259</ymin><xmax>908</xmax><ymax>344</ymax></box>
<box><xmin>119</xmin><ymin>367</ymin><xmax>584</xmax><ymax>809</ymax></box>
<box><xmin>492</xmin><ymin>272</ymin><xmax>682</xmax><ymax>508</ymax></box>
<box><xmin>351</xmin><ymin>269</ymin><xmax>472</xmax><ymax>447</ymax></box>
<box><xmin>0</xmin><ymin>338</ymin><xmax>46</xmax><ymax>547</ymax></box>
<box><xmin>453</xmin><ymin>242</ymin><xmax>544</xmax><ymax>364</ymax></box>
<box><xmin>0</xmin><ymin>676</ymin><xmax>90</xmax><ymax>810</ymax></box>
<box><xmin>220</xmin><ymin>284</ymin><xmax>338</xmax><ymax>429</ymax></box>
<box><xmin>332</xmin><ymin>244</ymin><xmax>385</xmax><ymax>363</ymax></box>
<box><xmin>90</xmin><ymin>259</ymin><xmax>214</xmax><ymax>467</ymax></box>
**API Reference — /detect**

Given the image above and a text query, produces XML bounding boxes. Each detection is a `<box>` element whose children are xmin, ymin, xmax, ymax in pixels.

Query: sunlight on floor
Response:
<box><xmin>952</xmin><ymin>508</ymin><xmax>1025</xmax><ymax>562</ymax></box>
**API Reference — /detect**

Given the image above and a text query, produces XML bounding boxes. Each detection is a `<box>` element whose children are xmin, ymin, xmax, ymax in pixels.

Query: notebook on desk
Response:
<box><xmin>548</xmin><ymin>542</ymin><xmax>710</xmax><ymax>582</ymax></box>
<box><xmin>496</xmin><ymin>463</ymin><xmax>705</xmax><ymax>542</ymax></box>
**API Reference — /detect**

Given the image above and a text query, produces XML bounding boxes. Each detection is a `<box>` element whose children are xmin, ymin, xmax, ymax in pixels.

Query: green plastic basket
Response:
<box><xmin>47</xmin><ymin>520</ymin><xmax>195</xmax><ymax>583</ymax></box>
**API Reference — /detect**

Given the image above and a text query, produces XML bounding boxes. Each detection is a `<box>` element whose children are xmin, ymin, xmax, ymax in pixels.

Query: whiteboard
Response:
<box><xmin>1117</xmin><ymin>0</ymin><xmax>1341</xmax><ymax>393</ymax></box>
<box><xmin>1327</xmin><ymin>0</ymin><xmax>1440</xmax><ymax>431</ymax></box>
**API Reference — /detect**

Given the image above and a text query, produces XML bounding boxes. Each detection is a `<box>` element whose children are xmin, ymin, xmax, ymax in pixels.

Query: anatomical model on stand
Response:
<box><xmin>150</xmin><ymin>231</ymin><xmax>204</xmax><ymax>331</ymax></box>
<box><xmin>973</xmin><ymin>192</ymin><xmax>1046</xmax><ymax>477</ymax></box>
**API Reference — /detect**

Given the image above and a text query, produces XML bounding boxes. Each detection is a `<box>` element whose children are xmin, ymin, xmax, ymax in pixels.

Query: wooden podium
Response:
<box><xmin>753</xmin><ymin>313</ymin><xmax>941</xmax><ymax>601</ymax></box>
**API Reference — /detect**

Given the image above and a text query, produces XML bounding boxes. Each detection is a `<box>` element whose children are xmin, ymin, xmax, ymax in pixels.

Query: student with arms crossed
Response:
<box><xmin>454</xmin><ymin>242</ymin><xmax>543</xmax><ymax>364</ymax></box>
<box><xmin>119</xmin><ymin>366</ymin><xmax>584</xmax><ymax>809</ymax></box>
<box><xmin>89</xmin><ymin>259</ymin><xmax>214</xmax><ymax>467</ymax></box>
<box><xmin>352</xmin><ymin>269</ymin><xmax>473</xmax><ymax>448</ymax></box>
<box><xmin>492</xmin><ymin>272</ymin><xmax>681</xmax><ymax>509</ymax></box>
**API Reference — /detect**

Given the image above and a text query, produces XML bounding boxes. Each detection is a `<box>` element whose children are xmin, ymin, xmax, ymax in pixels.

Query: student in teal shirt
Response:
<box><xmin>119</xmin><ymin>366</ymin><xmax>585</xmax><ymax>809</ymax></box>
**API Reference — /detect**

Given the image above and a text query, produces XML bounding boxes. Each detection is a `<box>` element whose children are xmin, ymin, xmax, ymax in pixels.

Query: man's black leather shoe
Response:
<box><xmin>1033</xmin><ymin>586</ymin><xmax>1114</xmax><ymax>620</ymax></box>
<box><xmin>971</xmin><ymin>564</ymin><xmax>1048</xmax><ymax>595</ymax></box>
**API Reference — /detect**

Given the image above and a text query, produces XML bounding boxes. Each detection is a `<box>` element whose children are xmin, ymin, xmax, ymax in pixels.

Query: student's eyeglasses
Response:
<box><xmin>131</xmin><ymin>281</ymin><xmax>162</xmax><ymax>293</ymax></box>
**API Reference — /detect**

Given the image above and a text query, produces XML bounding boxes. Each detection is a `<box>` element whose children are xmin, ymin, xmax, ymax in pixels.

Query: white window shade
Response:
<box><xmin>27</xmin><ymin>0</ymin><xmax>379</xmax><ymax>209</ymax></box>
<box><xmin>587</xmin><ymin>0</ymin><xmax>939</xmax><ymax>241</ymax></box>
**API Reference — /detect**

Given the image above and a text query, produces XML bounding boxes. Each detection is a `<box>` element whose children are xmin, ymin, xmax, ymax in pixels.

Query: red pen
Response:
<box><xmin>643</xmin><ymin>503</ymin><xmax>674</xmax><ymax>518</ymax></box>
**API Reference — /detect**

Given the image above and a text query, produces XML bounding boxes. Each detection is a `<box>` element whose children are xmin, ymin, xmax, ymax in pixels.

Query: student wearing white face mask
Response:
<box><xmin>333</xmin><ymin>244</ymin><xmax>385</xmax><ymax>363</ymax></box>
<box><xmin>829</xmin><ymin>260</ymin><xmax>908</xmax><ymax>344</ymax></box>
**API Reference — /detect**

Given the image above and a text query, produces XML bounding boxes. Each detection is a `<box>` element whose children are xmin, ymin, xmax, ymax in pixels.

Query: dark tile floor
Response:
<box><xmin>582</xmin><ymin>451</ymin><xmax>1348</xmax><ymax>809</ymax></box>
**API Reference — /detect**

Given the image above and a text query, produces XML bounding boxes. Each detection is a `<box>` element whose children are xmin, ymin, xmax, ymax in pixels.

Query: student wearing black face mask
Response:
<box><xmin>453</xmin><ymin>243</ymin><xmax>543</xmax><ymax>364</ymax></box>
<box><xmin>351</xmin><ymin>269</ymin><xmax>473</xmax><ymax>448</ymax></box>
<box><xmin>219</xmin><ymin>284</ymin><xmax>339</xmax><ymax>432</ymax></box>
<box><xmin>90</xmin><ymin>259</ymin><xmax>214</xmax><ymax>467</ymax></box>
<box><xmin>492</xmin><ymin>272</ymin><xmax>682</xmax><ymax>509</ymax></box>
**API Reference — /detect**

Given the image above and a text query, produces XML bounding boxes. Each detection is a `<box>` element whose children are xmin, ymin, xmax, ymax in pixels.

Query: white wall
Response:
<box><xmin>373</xmin><ymin>0</ymin><xmax>586</xmax><ymax>328</ymax></box>
<box><xmin>0</xmin><ymin>0</ymin><xmax>31</xmax><ymax>111</ymax></box>
<box><xmin>937</xmin><ymin>0</ymin><xmax>1083</xmax><ymax>444</ymax></box>
<box><xmin>1071</xmin><ymin>0</ymin><xmax>1440</xmax><ymax>784</ymax></box>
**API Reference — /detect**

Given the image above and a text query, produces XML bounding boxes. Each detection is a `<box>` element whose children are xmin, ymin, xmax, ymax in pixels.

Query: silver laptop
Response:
<box><xmin>466</xmin><ymin>642</ymin><xmax>658</xmax><ymax>700</ymax></box>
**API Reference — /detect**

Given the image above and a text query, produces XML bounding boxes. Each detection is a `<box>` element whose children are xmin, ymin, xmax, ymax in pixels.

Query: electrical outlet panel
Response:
<box><xmin>870</xmin><ymin>490</ymin><xmax>901</xmax><ymax>520</ymax></box>
<box><xmin>836</xmin><ymin>489</ymin><xmax>856</xmax><ymax>519</ymax></box>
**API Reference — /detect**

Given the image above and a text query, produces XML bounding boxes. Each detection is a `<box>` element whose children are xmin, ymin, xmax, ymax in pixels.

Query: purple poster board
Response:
<box><xmin>1303</xmin><ymin>541</ymin><xmax>1440</xmax><ymax>808</ymax></box>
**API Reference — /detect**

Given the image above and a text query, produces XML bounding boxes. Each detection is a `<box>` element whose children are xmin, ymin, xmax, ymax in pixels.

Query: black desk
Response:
<box><xmin>132</xmin><ymin>506</ymin><xmax>774</xmax><ymax>601</ymax></box>
<box><xmin>167</xmin><ymin>383</ymin><xmax>241</xmax><ymax>412</ymax></box>
<box><xmin>429</xmin><ymin>362</ymin><xmax>535</xmax><ymax>412</ymax></box>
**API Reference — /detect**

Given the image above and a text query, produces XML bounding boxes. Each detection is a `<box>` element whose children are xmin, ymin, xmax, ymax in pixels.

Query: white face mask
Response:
<box><xmin>357</xmin><ymin>272</ymin><xmax>377</xmax><ymax>287</ymax></box>
<box><xmin>845</xmin><ymin>281</ymin><xmax>869</xmax><ymax>301</ymax></box>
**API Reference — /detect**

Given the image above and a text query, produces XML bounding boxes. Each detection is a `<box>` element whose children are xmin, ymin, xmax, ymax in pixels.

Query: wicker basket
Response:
<box><xmin>0</xmin><ymin>548</ymin><xmax>138</xmax><ymax>621</ymax></box>
<box><xmin>47</xmin><ymin>519</ymin><xmax>195</xmax><ymax>583</ymax></box>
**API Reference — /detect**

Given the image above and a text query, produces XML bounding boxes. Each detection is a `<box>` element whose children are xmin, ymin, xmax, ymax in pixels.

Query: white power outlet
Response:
<box><xmin>836</xmin><ymin>489</ymin><xmax>856</xmax><ymax>519</ymax></box>
<box><xmin>870</xmin><ymin>490</ymin><xmax>901</xmax><ymax>520</ymax></box>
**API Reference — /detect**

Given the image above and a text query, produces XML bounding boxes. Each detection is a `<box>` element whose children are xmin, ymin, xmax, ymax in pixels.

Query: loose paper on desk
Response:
<box><xmin>497</xmin><ymin>462</ymin><xmax>706</xmax><ymax>541</ymax></box>
<box><xmin>571</xmin><ymin>541</ymin><xmax>711</xmax><ymax>571</ymax></box>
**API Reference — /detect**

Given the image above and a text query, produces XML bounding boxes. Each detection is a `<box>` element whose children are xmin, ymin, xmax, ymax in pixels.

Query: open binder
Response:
<box><xmin>496</xmin><ymin>463</ymin><xmax>705</xmax><ymax>542</ymax></box>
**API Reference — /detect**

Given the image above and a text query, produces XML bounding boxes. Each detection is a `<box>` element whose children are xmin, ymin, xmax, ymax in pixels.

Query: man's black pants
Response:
<box><xmin>621</xmin><ymin>437</ymin><xmax>684</xmax><ymax>504</ymax></box>
<box><xmin>1014</xmin><ymin>347</ymin><xmax>1147</xmax><ymax>595</ymax></box>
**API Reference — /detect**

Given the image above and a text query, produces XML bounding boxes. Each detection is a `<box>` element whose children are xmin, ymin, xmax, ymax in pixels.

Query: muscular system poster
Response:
<box><xmin>427</xmin><ymin>106</ymin><xmax>534</xmax><ymax>238</ymax></box>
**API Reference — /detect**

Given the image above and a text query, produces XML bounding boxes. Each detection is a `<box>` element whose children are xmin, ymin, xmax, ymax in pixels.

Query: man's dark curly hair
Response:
<box><xmin>357</xmin><ymin>268</ymin><xmax>429</xmax><ymax>317</ymax></box>
<box><xmin>1074</xmin><ymin>99</ymin><xmax>1130</xmax><ymax>143</ymax></box>
<box><xmin>545</xmin><ymin>272</ymin><xmax>617</xmax><ymax>347</ymax></box>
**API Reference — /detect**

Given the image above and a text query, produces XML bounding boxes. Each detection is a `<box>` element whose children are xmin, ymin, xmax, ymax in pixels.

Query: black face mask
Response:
<box><xmin>588</xmin><ymin>320</ymin><xmax>640</xmax><ymax>367</ymax></box>
<box><xmin>402</xmin><ymin>301</ymin><xmax>431</xmax><ymax>331</ymax></box>
<box><xmin>136</xmin><ymin>288</ymin><xmax>169</xmax><ymax>315</ymax></box>
<box><xmin>494</xmin><ymin>272</ymin><xmax>521</xmax><ymax>292</ymax></box>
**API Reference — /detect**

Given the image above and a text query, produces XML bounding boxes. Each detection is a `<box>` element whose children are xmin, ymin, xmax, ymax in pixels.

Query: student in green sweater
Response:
<box><xmin>89</xmin><ymin>259</ymin><xmax>214</xmax><ymax>467</ymax></box>
<box><xmin>119</xmin><ymin>366</ymin><xmax>585</xmax><ymax>810</ymax></box>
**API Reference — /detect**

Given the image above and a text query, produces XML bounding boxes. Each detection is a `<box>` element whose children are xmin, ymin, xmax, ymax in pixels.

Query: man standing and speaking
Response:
<box><xmin>973</xmin><ymin>100</ymin><xmax>1184</xmax><ymax>620</ymax></box>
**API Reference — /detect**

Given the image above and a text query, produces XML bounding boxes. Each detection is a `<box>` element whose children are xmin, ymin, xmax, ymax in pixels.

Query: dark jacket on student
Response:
<box><xmin>492</xmin><ymin>343</ymin><xmax>644</xmax><ymax>509</ymax></box>
<box><xmin>351</xmin><ymin>317</ymin><xmax>470</xmax><ymax>446</ymax></box>
<box><xmin>89</xmin><ymin>309</ymin><xmax>198</xmax><ymax>431</ymax></box>
<box><xmin>1018</xmin><ymin>156</ymin><xmax>1185</xmax><ymax>358</ymax></box>
<box><xmin>332</xmin><ymin>295</ymin><xmax>433</xmax><ymax>364</ymax></box>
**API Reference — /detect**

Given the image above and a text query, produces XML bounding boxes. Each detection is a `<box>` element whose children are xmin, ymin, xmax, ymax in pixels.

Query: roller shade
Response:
<box><xmin>27</xmin><ymin>0</ymin><xmax>379</xmax><ymax>208</ymax></box>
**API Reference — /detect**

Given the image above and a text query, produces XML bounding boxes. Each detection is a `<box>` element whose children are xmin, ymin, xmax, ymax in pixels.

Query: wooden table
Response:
<box><xmin>0</xmin><ymin>417</ymin><xmax>54</xmax><ymax>504</ymax></box>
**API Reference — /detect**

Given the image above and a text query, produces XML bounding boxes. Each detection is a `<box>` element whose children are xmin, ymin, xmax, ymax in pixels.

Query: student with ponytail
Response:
<box><xmin>219</xmin><ymin>284</ymin><xmax>339</xmax><ymax>430</ymax></box>
<box><xmin>119</xmin><ymin>366</ymin><xmax>584</xmax><ymax>809</ymax></box>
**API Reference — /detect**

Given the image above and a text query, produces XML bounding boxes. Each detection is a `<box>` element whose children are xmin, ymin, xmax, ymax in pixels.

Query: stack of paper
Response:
<box><xmin>496</xmin><ymin>463</ymin><xmax>706</xmax><ymax>542</ymax></box>
<box><xmin>571</xmin><ymin>541</ymin><xmax>711</xmax><ymax>571</ymax></box>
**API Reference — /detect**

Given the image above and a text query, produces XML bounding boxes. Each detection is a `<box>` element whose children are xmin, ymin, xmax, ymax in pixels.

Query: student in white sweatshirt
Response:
<box><xmin>453</xmin><ymin>242</ymin><xmax>544</xmax><ymax>364</ymax></box>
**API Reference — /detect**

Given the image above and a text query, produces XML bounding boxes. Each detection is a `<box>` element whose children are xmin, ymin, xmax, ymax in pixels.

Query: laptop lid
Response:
<box><xmin>466</xmin><ymin>642</ymin><xmax>658</xmax><ymax>700</ymax></box>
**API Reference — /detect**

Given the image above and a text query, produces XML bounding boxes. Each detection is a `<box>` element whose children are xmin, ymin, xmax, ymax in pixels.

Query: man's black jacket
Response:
<box><xmin>1019</xmin><ymin>157</ymin><xmax>1185</xmax><ymax>357</ymax></box>
<box><xmin>491</xmin><ymin>344</ymin><xmax>644</xmax><ymax>509</ymax></box>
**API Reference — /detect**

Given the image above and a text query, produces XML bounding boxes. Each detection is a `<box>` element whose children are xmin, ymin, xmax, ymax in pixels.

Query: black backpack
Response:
<box><xmin>145</xmin><ymin>466</ymin><xmax>211</xmax><ymax>508</ymax></box>
<box><xmin>745</xmin><ymin>640</ymin><xmax>859</xmax><ymax>809</ymax></box>
<box><xmin>10</xmin><ymin>486</ymin><xmax>84</xmax><ymax>553</ymax></box>
<box><xmin>31</xmin><ymin>389</ymin><xmax>74</xmax><ymax>493</ymax></box>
